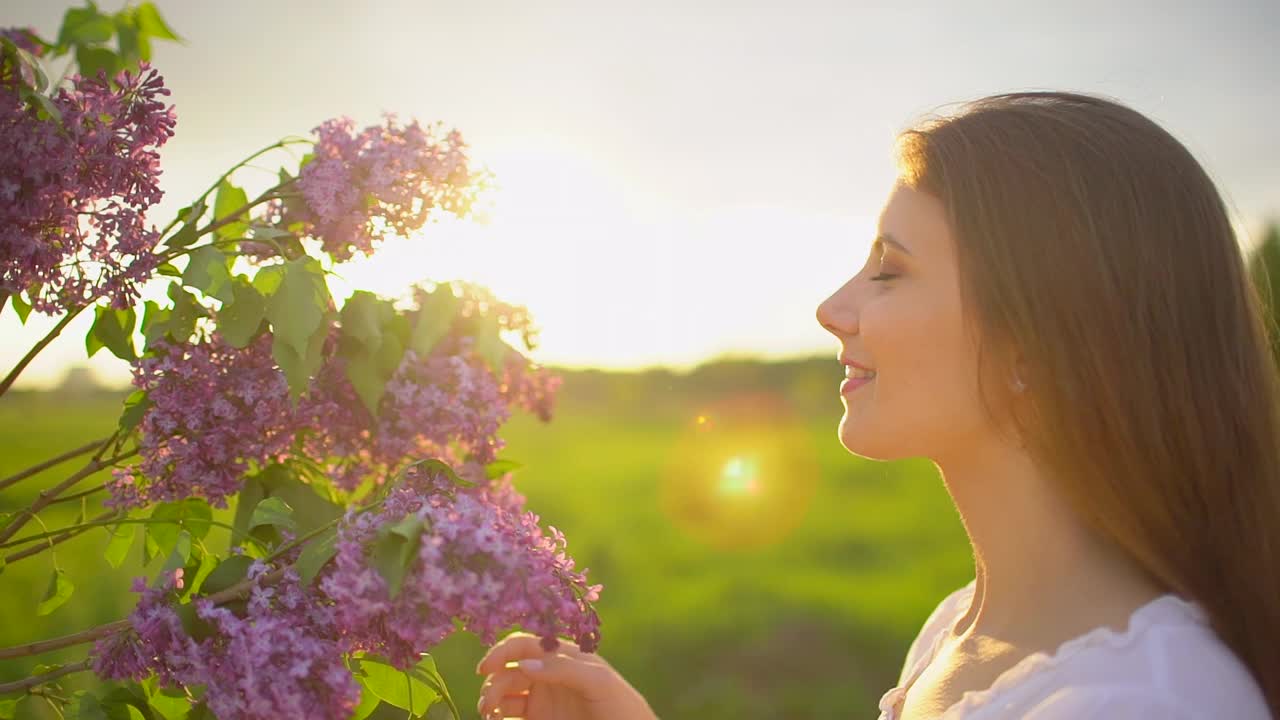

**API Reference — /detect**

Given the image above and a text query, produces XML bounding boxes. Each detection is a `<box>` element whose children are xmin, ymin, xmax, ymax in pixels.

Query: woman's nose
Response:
<box><xmin>816</xmin><ymin>288</ymin><xmax>855</xmax><ymax>338</ymax></box>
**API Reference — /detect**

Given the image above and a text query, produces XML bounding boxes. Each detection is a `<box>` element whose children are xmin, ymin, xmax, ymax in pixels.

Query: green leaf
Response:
<box><xmin>371</xmin><ymin>515</ymin><xmax>424</xmax><ymax>599</ymax></box>
<box><xmin>340</xmin><ymin>291</ymin><xmax>388</xmax><ymax>351</ymax></box>
<box><xmin>254</xmin><ymin>464</ymin><xmax>343</xmax><ymax>535</ymax></box>
<box><xmin>410</xmin><ymin>284</ymin><xmax>459</xmax><ymax>357</ymax></box>
<box><xmin>407</xmin><ymin>655</ymin><xmax>457</xmax><ymax>719</ymax></box>
<box><xmin>267</xmin><ymin>257</ymin><xmax>331</xmax><ymax>357</ymax></box>
<box><xmin>18</xmin><ymin>86</ymin><xmax>61</xmax><ymax>123</ymax></box>
<box><xmin>9</xmin><ymin>292</ymin><xmax>31</xmax><ymax>324</ymax></box>
<box><xmin>76</xmin><ymin>45</ymin><xmax>121</xmax><ymax>78</ymax></box>
<box><xmin>217</xmin><ymin>277</ymin><xmax>267</xmax><ymax>348</ymax></box>
<box><xmin>251</xmin><ymin>263</ymin><xmax>286</xmax><ymax>297</ymax></box>
<box><xmin>199</xmin><ymin>554</ymin><xmax>254</xmax><ymax>596</ymax></box>
<box><xmin>143</xmin><ymin>283</ymin><xmax>208</xmax><ymax>346</ymax></box>
<box><xmin>85</xmin><ymin>321</ymin><xmax>105</xmax><ymax>357</ymax></box>
<box><xmin>37</xmin><ymin>567</ymin><xmax>74</xmax><ymax>616</ymax></box>
<box><xmin>100</xmin><ymin>684</ymin><xmax>160</xmax><ymax>720</ymax></box>
<box><xmin>343</xmin><ymin>350</ymin><xmax>387</xmax><ymax>416</ymax></box>
<box><xmin>213</xmin><ymin>179</ymin><xmax>250</xmax><ymax>240</ymax></box>
<box><xmin>339</xmin><ymin>292</ymin><xmax>399</xmax><ymax>413</ymax></box>
<box><xmin>163</xmin><ymin>202</ymin><xmax>205</xmax><ymax>250</ymax></box>
<box><xmin>179</xmin><ymin>544</ymin><xmax>216</xmax><ymax>602</ymax></box>
<box><xmin>88</xmin><ymin>304</ymin><xmax>137</xmax><ymax>361</ymax></box>
<box><xmin>119</xmin><ymin>389</ymin><xmax>151</xmax><ymax>432</ymax></box>
<box><xmin>266</xmin><ymin>258</ymin><xmax>331</xmax><ymax>398</ymax></box>
<box><xmin>182</xmin><ymin>245</ymin><xmax>234</xmax><ymax>304</ymax></box>
<box><xmin>249</xmin><ymin>223</ymin><xmax>293</xmax><ymax>241</ymax></box>
<box><xmin>347</xmin><ymin>685</ymin><xmax>380</xmax><ymax>720</ymax></box>
<box><xmin>356</xmin><ymin>657</ymin><xmax>440</xmax><ymax>715</ymax></box>
<box><xmin>0</xmin><ymin>696</ymin><xmax>23</xmax><ymax>720</ymax></box>
<box><xmin>113</xmin><ymin>11</ymin><xmax>151</xmax><ymax>65</ymax></box>
<box><xmin>484</xmin><ymin>459</ymin><xmax>523</xmax><ymax>479</ymax></box>
<box><xmin>140</xmin><ymin>300</ymin><xmax>169</xmax><ymax>348</ymax></box>
<box><xmin>104</xmin><ymin>521</ymin><xmax>136</xmax><ymax>569</ymax></box>
<box><xmin>231</xmin><ymin>476</ymin><xmax>265</xmax><ymax>553</ymax></box>
<box><xmin>134</xmin><ymin>2</ymin><xmax>182</xmax><ymax>41</ymax></box>
<box><xmin>155</xmin><ymin>261</ymin><xmax>182</xmax><ymax>277</ymax></box>
<box><xmin>184</xmin><ymin>701</ymin><xmax>214</xmax><ymax>720</ymax></box>
<box><xmin>145</xmin><ymin>691</ymin><xmax>189</xmax><ymax>720</ymax></box>
<box><xmin>155</xmin><ymin>530</ymin><xmax>192</xmax><ymax>585</ymax></box>
<box><xmin>272</xmin><ymin>319</ymin><xmax>328</xmax><ymax>400</ymax></box>
<box><xmin>149</xmin><ymin>499</ymin><xmax>213</xmax><ymax>559</ymax></box>
<box><xmin>67</xmin><ymin>691</ymin><xmax>109</xmax><ymax>720</ymax></box>
<box><xmin>57</xmin><ymin>6</ymin><xmax>115</xmax><ymax>50</ymax></box>
<box><xmin>407</xmin><ymin>458</ymin><xmax>475</xmax><ymax>489</ymax></box>
<box><xmin>472</xmin><ymin>313</ymin><xmax>511</xmax><ymax>376</ymax></box>
<box><xmin>248</xmin><ymin>496</ymin><xmax>296</xmax><ymax>533</ymax></box>
<box><xmin>295</xmin><ymin>526</ymin><xmax>338</xmax><ymax>586</ymax></box>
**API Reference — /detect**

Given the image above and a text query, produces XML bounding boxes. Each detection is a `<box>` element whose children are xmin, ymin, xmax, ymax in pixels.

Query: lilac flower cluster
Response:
<box><xmin>0</xmin><ymin>60</ymin><xmax>175</xmax><ymax>313</ymax></box>
<box><xmin>114</xmin><ymin>289</ymin><xmax>563</xmax><ymax>507</ymax></box>
<box><xmin>379</xmin><ymin>342</ymin><xmax>509</xmax><ymax>463</ymax></box>
<box><xmin>321</xmin><ymin>467</ymin><xmax>602</xmax><ymax>669</ymax></box>
<box><xmin>94</xmin><ymin>566</ymin><xmax>360</xmax><ymax>720</ymax></box>
<box><xmin>280</xmin><ymin>115</ymin><xmax>480</xmax><ymax>262</ymax></box>
<box><xmin>1</xmin><ymin>27</ymin><xmax>43</xmax><ymax>57</ymax></box>
<box><xmin>108</xmin><ymin>334</ymin><xmax>295</xmax><ymax>508</ymax></box>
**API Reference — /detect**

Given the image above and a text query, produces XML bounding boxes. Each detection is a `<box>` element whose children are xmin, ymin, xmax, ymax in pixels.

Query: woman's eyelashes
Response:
<box><xmin>869</xmin><ymin>270</ymin><xmax>899</xmax><ymax>282</ymax></box>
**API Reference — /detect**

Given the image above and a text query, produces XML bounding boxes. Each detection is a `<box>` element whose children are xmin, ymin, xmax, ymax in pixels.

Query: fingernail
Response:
<box><xmin>518</xmin><ymin>659</ymin><xmax>543</xmax><ymax>671</ymax></box>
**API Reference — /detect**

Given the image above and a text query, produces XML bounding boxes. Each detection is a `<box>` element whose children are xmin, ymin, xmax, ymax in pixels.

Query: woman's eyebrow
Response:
<box><xmin>875</xmin><ymin>233</ymin><xmax>914</xmax><ymax>257</ymax></box>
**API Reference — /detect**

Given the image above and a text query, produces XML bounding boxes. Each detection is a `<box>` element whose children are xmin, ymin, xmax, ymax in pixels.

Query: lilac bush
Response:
<box><xmin>0</xmin><ymin>5</ymin><xmax>600</xmax><ymax>719</ymax></box>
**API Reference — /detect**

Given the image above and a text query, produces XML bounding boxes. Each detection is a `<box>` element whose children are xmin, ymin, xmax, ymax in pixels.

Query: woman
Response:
<box><xmin>474</xmin><ymin>91</ymin><xmax>1280</xmax><ymax>719</ymax></box>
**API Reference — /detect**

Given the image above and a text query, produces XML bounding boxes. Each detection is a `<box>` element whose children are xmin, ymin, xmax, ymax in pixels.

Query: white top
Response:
<box><xmin>877</xmin><ymin>579</ymin><xmax>1272</xmax><ymax>719</ymax></box>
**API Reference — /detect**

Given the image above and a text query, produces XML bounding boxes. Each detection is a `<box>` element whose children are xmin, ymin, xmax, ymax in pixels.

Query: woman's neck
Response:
<box><xmin>936</xmin><ymin>442</ymin><xmax>1168</xmax><ymax>651</ymax></box>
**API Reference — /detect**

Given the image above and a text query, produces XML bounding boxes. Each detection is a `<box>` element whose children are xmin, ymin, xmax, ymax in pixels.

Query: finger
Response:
<box><xmin>478</xmin><ymin>691</ymin><xmax>528</xmax><ymax>720</ymax></box>
<box><xmin>477</xmin><ymin>668</ymin><xmax>532</xmax><ymax>716</ymax></box>
<box><xmin>496</xmin><ymin>694</ymin><xmax>528</xmax><ymax>718</ymax></box>
<box><xmin>477</xmin><ymin>690</ymin><xmax>528</xmax><ymax>720</ymax></box>
<box><xmin>513</xmin><ymin>654</ymin><xmax>612</xmax><ymax>701</ymax></box>
<box><xmin>476</xmin><ymin>633</ymin><xmax>584</xmax><ymax>675</ymax></box>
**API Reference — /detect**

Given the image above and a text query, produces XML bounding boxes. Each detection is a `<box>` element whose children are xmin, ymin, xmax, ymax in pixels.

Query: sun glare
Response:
<box><xmin>659</xmin><ymin>392</ymin><xmax>819</xmax><ymax>551</ymax></box>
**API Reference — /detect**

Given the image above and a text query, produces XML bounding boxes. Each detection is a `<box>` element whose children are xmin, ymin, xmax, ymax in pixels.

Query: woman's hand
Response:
<box><xmin>475</xmin><ymin>632</ymin><xmax>658</xmax><ymax>720</ymax></box>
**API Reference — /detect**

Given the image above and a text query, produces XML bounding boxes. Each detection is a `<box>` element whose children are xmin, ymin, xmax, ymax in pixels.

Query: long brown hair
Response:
<box><xmin>893</xmin><ymin>90</ymin><xmax>1280</xmax><ymax>715</ymax></box>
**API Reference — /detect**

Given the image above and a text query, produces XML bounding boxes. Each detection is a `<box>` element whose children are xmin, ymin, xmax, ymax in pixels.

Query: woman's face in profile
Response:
<box><xmin>816</xmin><ymin>180</ymin><xmax>991</xmax><ymax>462</ymax></box>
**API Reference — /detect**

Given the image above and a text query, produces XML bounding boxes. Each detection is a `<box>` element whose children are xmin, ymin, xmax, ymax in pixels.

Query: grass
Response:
<box><xmin>0</xmin><ymin>362</ymin><xmax>974</xmax><ymax>720</ymax></box>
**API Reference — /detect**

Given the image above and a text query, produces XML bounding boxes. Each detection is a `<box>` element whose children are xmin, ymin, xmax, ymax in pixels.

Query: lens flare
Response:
<box><xmin>659</xmin><ymin>391</ymin><xmax>819</xmax><ymax>551</ymax></box>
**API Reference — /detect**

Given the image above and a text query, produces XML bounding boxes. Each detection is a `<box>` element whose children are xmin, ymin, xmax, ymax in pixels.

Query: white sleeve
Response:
<box><xmin>1021</xmin><ymin>686</ymin><xmax>1204</xmax><ymax>719</ymax></box>
<box><xmin>896</xmin><ymin>584</ymin><xmax>972</xmax><ymax>685</ymax></box>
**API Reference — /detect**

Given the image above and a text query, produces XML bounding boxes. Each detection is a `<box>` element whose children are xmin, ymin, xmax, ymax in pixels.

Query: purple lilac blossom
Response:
<box><xmin>115</xmin><ymin>282</ymin><xmax>563</xmax><ymax>502</ymax></box>
<box><xmin>0</xmin><ymin>62</ymin><xmax>175</xmax><ymax>313</ymax></box>
<box><xmin>1</xmin><ymin>27</ymin><xmax>44</xmax><ymax>57</ymax></box>
<box><xmin>107</xmin><ymin>333</ymin><xmax>295</xmax><ymax>508</ymax></box>
<box><xmin>287</xmin><ymin>115</ymin><xmax>480</xmax><ymax>262</ymax></box>
<box><xmin>321</xmin><ymin>467</ymin><xmax>602</xmax><ymax>669</ymax></box>
<box><xmin>94</xmin><ymin>567</ymin><xmax>359</xmax><ymax>720</ymax></box>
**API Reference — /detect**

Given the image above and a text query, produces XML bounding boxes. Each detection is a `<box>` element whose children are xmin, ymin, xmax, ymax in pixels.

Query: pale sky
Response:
<box><xmin>4</xmin><ymin>0</ymin><xmax>1278</xmax><ymax>388</ymax></box>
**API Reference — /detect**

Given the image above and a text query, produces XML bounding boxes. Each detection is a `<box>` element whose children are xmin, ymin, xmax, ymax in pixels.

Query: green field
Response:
<box><xmin>0</xmin><ymin>358</ymin><xmax>974</xmax><ymax>720</ymax></box>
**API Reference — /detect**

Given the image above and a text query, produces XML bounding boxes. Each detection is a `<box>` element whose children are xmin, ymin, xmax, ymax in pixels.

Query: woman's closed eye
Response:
<box><xmin>869</xmin><ymin>272</ymin><xmax>899</xmax><ymax>282</ymax></box>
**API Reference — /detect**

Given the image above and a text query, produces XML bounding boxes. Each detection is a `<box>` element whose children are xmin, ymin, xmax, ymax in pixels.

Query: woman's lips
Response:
<box><xmin>840</xmin><ymin>376</ymin><xmax>874</xmax><ymax>394</ymax></box>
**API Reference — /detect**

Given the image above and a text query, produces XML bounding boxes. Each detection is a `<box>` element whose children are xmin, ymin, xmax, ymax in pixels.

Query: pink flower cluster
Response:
<box><xmin>277</xmin><ymin>115</ymin><xmax>480</xmax><ymax>262</ymax></box>
<box><xmin>94</xmin><ymin>565</ymin><xmax>360</xmax><ymax>720</ymax></box>
<box><xmin>108</xmin><ymin>333</ymin><xmax>295</xmax><ymax>509</ymax></box>
<box><xmin>0</xmin><ymin>59</ymin><xmax>175</xmax><ymax>313</ymax></box>
<box><xmin>321</xmin><ymin>467</ymin><xmax>602</xmax><ymax>669</ymax></box>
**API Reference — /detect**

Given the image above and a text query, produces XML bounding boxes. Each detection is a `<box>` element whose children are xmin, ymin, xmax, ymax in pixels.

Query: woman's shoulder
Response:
<box><xmin>897</xmin><ymin>578</ymin><xmax>977</xmax><ymax>685</ymax></box>
<box><xmin>980</xmin><ymin>594</ymin><xmax>1272</xmax><ymax>720</ymax></box>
